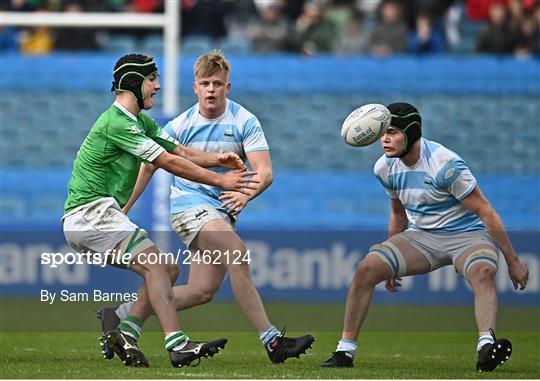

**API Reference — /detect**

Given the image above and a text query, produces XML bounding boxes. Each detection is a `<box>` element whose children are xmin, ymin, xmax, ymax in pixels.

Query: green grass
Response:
<box><xmin>1</xmin><ymin>300</ymin><xmax>539</xmax><ymax>378</ymax></box>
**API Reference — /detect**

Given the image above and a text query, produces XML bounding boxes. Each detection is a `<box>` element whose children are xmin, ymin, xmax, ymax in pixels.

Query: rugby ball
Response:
<box><xmin>341</xmin><ymin>104</ymin><xmax>391</xmax><ymax>147</ymax></box>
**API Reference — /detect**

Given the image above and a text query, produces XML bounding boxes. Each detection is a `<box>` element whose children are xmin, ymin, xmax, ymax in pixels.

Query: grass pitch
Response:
<box><xmin>1</xmin><ymin>300</ymin><xmax>539</xmax><ymax>378</ymax></box>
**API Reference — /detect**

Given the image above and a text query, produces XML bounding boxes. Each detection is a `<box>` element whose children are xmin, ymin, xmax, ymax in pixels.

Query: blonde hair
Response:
<box><xmin>194</xmin><ymin>50</ymin><xmax>231</xmax><ymax>81</ymax></box>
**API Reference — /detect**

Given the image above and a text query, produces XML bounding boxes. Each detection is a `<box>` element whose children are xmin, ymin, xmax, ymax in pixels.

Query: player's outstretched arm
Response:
<box><xmin>461</xmin><ymin>186</ymin><xmax>529</xmax><ymax>290</ymax></box>
<box><xmin>122</xmin><ymin>163</ymin><xmax>158</xmax><ymax>214</ymax></box>
<box><xmin>153</xmin><ymin>150</ymin><xmax>258</xmax><ymax>193</ymax></box>
<box><xmin>171</xmin><ymin>145</ymin><xmax>246</xmax><ymax>170</ymax></box>
<box><xmin>219</xmin><ymin>150</ymin><xmax>273</xmax><ymax>215</ymax></box>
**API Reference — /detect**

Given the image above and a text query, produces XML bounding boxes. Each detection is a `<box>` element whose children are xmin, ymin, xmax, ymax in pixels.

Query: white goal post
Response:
<box><xmin>1</xmin><ymin>0</ymin><xmax>180</xmax><ymax>115</ymax></box>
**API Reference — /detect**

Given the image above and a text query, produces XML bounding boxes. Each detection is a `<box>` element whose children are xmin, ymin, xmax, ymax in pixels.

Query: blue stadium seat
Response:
<box><xmin>181</xmin><ymin>36</ymin><xmax>214</xmax><ymax>56</ymax></box>
<box><xmin>218</xmin><ymin>37</ymin><xmax>251</xmax><ymax>56</ymax></box>
<box><xmin>103</xmin><ymin>35</ymin><xmax>138</xmax><ymax>53</ymax></box>
<box><xmin>141</xmin><ymin>34</ymin><xmax>163</xmax><ymax>56</ymax></box>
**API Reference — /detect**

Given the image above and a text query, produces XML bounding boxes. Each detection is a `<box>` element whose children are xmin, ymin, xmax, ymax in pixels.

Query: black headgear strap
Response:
<box><xmin>111</xmin><ymin>54</ymin><xmax>158</xmax><ymax>110</ymax></box>
<box><xmin>387</xmin><ymin>102</ymin><xmax>422</xmax><ymax>156</ymax></box>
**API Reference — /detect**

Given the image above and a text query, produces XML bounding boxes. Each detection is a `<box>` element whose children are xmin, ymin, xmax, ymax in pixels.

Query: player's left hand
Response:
<box><xmin>385</xmin><ymin>277</ymin><xmax>402</xmax><ymax>293</ymax></box>
<box><xmin>218</xmin><ymin>152</ymin><xmax>246</xmax><ymax>170</ymax></box>
<box><xmin>219</xmin><ymin>191</ymin><xmax>251</xmax><ymax>216</ymax></box>
<box><xmin>507</xmin><ymin>257</ymin><xmax>529</xmax><ymax>290</ymax></box>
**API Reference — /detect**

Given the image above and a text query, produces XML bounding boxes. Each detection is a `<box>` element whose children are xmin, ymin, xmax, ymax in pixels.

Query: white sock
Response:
<box><xmin>336</xmin><ymin>339</ymin><xmax>357</xmax><ymax>358</ymax></box>
<box><xmin>115</xmin><ymin>301</ymin><xmax>135</xmax><ymax>321</ymax></box>
<box><xmin>477</xmin><ymin>333</ymin><xmax>494</xmax><ymax>352</ymax></box>
<box><xmin>172</xmin><ymin>340</ymin><xmax>188</xmax><ymax>351</ymax></box>
<box><xmin>259</xmin><ymin>325</ymin><xmax>280</xmax><ymax>347</ymax></box>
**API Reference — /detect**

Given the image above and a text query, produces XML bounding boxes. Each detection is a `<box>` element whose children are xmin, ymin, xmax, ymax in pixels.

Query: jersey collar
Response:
<box><xmin>197</xmin><ymin>99</ymin><xmax>229</xmax><ymax>123</ymax></box>
<box><xmin>113</xmin><ymin>101</ymin><xmax>138</xmax><ymax>122</ymax></box>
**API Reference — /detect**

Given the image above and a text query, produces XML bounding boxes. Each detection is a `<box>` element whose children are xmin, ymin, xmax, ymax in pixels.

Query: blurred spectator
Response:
<box><xmin>246</xmin><ymin>3</ymin><xmax>289</xmax><ymax>53</ymax></box>
<box><xmin>535</xmin><ymin>2</ymin><xmax>540</xmax><ymax>49</ymax></box>
<box><xmin>408</xmin><ymin>13</ymin><xmax>445</xmax><ymax>54</ymax></box>
<box><xmin>369</xmin><ymin>0</ymin><xmax>408</xmax><ymax>57</ymax></box>
<box><xmin>181</xmin><ymin>0</ymin><xmax>233</xmax><ymax>40</ymax></box>
<box><xmin>444</xmin><ymin>1</ymin><xmax>462</xmax><ymax>49</ymax></box>
<box><xmin>20</xmin><ymin>26</ymin><xmax>53</xmax><ymax>54</ymax></box>
<box><xmin>412</xmin><ymin>0</ymin><xmax>455</xmax><ymax>22</ymax></box>
<box><xmin>96</xmin><ymin>0</ymin><xmax>130</xmax><ymax>12</ymax></box>
<box><xmin>514</xmin><ymin>15</ymin><xmax>539</xmax><ymax>57</ymax></box>
<box><xmin>280</xmin><ymin>0</ymin><xmax>307</xmax><ymax>21</ymax></box>
<box><xmin>326</xmin><ymin>0</ymin><xmax>354</xmax><ymax>31</ymax></box>
<box><xmin>287</xmin><ymin>1</ymin><xmax>337</xmax><ymax>55</ymax></box>
<box><xmin>54</xmin><ymin>1</ymin><xmax>100</xmax><ymax>51</ymax></box>
<box><xmin>131</xmin><ymin>0</ymin><xmax>163</xmax><ymax>13</ymax></box>
<box><xmin>355</xmin><ymin>0</ymin><xmax>382</xmax><ymax>20</ymax></box>
<box><xmin>508</xmin><ymin>0</ymin><xmax>525</xmax><ymax>31</ymax></box>
<box><xmin>333</xmin><ymin>9</ymin><xmax>369</xmax><ymax>55</ymax></box>
<box><xmin>467</xmin><ymin>0</ymin><xmax>507</xmax><ymax>21</ymax></box>
<box><xmin>476</xmin><ymin>2</ymin><xmax>517</xmax><ymax>54</ymax></box>
<box><xmin>5</xmin><ymin>0</ymin><xmax>44</xmax><ymax>11</ymax></box>
<box><xmin>468</xmin><ymin>0</ymin><xmax>538</xmax><ymax>20</ymax></box>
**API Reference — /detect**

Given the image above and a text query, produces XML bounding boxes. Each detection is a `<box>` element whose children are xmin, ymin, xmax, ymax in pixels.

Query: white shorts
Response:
<box><xmin>62</xmin><ymin>197</ymin><xmax>138</xmax><ymax>255</ymax></box>
<box><xmin>395</xmin><ymin>229</ymin><xmax>501</xmax><ymax>272</ymax></box>
<box><xmin>170</xmin><ymin>205</ymin><xmax>235</xmax><ymax>248</ymax></box>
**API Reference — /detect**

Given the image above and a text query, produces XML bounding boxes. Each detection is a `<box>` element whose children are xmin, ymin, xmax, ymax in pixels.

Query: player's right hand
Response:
<box><xmin>385</xmin><ymin>277</ymin><xmax>402</xmax><ymax>293</ymax></box>
<box><xmin>507</xmin><ymin>257</ymin><xmax>529</xmax><ymax>290</ymax></box>
<box><xmin>219</xmin><ymin>169</ymin><xmax>259</xmax><ymax>193</ymax></box>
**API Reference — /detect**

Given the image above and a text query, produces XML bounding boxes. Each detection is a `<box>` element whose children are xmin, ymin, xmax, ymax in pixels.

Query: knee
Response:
<box><xmin>142</xmin><ymin>260</ymin><xmax>170</xmax><ymax>279</ymax></box>
<box><xmin>353</xmin><ymin>259</ymin><xmax>383</xmax><ymax>287</ymax></box>
<box><xmin>194</xmin><ymin>288</ymin><xmax>216</xmax><ymax>304</ymax></box>
<box><xmin>468</xmin><ymin>264</ymin><xmax>496</xmax><ymax>286</ymax></box>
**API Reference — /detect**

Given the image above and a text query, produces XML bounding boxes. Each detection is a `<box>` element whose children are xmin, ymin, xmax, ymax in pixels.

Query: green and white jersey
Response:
<box><xmin>64</xmin><ymin>101</ymin><xmax>178</xmax><ymax>214</ymax></box>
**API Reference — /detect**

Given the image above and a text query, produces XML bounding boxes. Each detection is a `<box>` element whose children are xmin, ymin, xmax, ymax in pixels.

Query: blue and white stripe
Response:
<box><xmin>164</xmin><ymin>99</ymin><xmax>269</xmax><ymax>214</ymax></box>
<box><xmin>374</xmin><ymin>138</ymin><xmax>484</xmax><ymax>233</ymax></box>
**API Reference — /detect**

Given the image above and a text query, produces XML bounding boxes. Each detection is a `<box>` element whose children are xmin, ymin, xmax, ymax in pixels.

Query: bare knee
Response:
<box><xmin>141</xmin><ymin>261</ymin><xmax>170</xmax><ymax>280</ymax></box>
<box><xmin>353</xmin><ymin>258</ymin><xmax>387</xmax><ymax>288</ymax></box>
<box><xmin>193</xmin><ymin>288</ymin><xmax>217</xmax><ymax>304</ymax></box>
<box><xmin>468</xmin><ymin>264</ymin><xmax>496</xmax><ymax>287</ymax></box>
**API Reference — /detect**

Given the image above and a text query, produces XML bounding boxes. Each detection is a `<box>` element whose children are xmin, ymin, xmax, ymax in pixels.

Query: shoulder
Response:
<box><xmin>373</xmin><ymin>153</ymin><xmax>395</xmax><ymax>177</ymax></box>
<box><xmin>105</xmin><ymin>108</ymin><xmax>136</xmax><ymax>134</ymax></box>
<box><xmin>137</xmin><ymin>112</ymin><xmax>157</xmax><ymax>127</ymax></box>
<box><xmin>228</xmin><ymin>99</ymin><xmax>261</xmax><ymax>132</ymax></box>
<box><xmin>425</xmin><ymin>139</ymin><xmax>472</xmax><ymax>187</ymax></box>
<box><xmin>167</xmin><ymin>103</ymin><xmax>198</xmax><ymax>131</ymax></box>
<box><xmin>423</xmin><ymin>139</ymin><xmax>465</xmax><ymax>171</ymax></box>
<box><xmin>228</xmin><ymin>99</ymin><xmax>255</xmax><ymax>121</ymax></box>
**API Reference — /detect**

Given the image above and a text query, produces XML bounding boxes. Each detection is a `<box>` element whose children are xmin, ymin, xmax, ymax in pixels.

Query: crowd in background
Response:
<box><xmin>1</xmin><ymin>0</ymin><xmax>539</xmax><ymax>57</ymax></box>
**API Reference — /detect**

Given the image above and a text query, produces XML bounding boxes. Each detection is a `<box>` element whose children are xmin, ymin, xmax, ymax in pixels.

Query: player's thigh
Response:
<box><xmin>454</xmin><ymin>243</ymin><xmax>499</xmax><ymax>281</ymax></box>
<box><xmin>191</xmin><ymin>218</ymin><xmax>245</xmax><ymax>254</ymax></box>
<box><xmin>171</xmin><ymin>205</ymin><xmax>235</xmax><ymax>250</ymax></box>
<box><xmin>191</xmin><ymin>219</ymin><xmax>249</xmax><ymax>274</ymax></box>
<box><xmin>185</xmin><ymin>255</ymin><xmax>227</xmax><ymax>294</ymax></box>
<box><xmin>367</xmin><ymin>233</ymin><xmax>432</xmax><ymax>278</ymax></box>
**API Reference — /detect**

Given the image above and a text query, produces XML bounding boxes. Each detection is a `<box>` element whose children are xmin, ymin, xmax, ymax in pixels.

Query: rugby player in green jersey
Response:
<box><xmin>62</xmin><ymin>54</ymin><xmax>257</xmax><ymax>368</ymax></box>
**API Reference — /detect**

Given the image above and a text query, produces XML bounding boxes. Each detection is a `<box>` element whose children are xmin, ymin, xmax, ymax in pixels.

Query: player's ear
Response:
<box><xmin>226</xmin><ymin>83</ymin><xmax>231</xmax><ymax>93</ymax></box>
<box><xmin>193</xmin><ymin>82</ymin><xmax>197</xmax><ymax>94</ymax></box>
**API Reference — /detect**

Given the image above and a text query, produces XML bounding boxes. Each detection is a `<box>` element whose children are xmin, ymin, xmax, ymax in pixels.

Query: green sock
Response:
<box><xmin>118</xmin><ymin>315</ymin><xmax>143</xmax><ymax>341</ymax></box>
<box><xmin>164</xmin><ymin>331</ymin><xmax>189</xmax><ymax>351</ymax></box>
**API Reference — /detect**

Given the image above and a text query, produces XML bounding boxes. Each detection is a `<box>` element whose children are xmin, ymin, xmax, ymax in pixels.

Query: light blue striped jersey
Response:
<box><xmin>374</xmin><ymin>138</ymin><xmax>484</xmax><ymax>232</ymax></box>
<box><xmin>164</xmin><ymin>99</ymin><xmax>269</xmax><ymax>215</ymax></box>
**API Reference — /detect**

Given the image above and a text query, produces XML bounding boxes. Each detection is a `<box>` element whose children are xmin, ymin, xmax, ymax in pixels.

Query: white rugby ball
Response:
<box><xmin>341</xmin><ymin>104</ymin><xmax>391</xmax><ymax>147</ymax></box>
